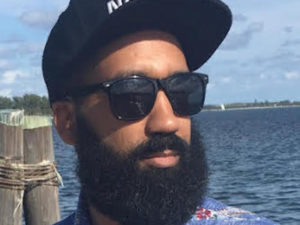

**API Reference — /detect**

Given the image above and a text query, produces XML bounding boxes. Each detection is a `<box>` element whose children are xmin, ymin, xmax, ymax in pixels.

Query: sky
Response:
<box><xmin>0</xmin><ymin>0</ymin><xmax>299</xmax><ymax>104</ymax></box>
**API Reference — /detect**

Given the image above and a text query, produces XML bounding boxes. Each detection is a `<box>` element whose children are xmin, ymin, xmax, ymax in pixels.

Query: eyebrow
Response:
<box><xmin>113</xmin><ymin>70</ymin><xmax>148</xmax><ymax>79</ymax></box>
<box><xmin>112</xmin><ymin>70</ymin><xmax>189</xmax><ymax>79</ymax></box>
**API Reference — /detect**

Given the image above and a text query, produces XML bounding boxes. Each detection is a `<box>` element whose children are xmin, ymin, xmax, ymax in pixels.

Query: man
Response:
<box><xmin>42</xmin><ymin>0</ymin><xmax>277</xmax><ymax>224</ymax></box>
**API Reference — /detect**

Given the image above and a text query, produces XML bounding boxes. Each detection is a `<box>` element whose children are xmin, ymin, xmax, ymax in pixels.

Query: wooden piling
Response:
<box><xmin>23</xmin><ymin>115</ymin><xmax>60</xmax><ymax>225</ymax></box>
<box><xmin>0</xmin><ymin>110</ymin><xmax>24</xmax><ymax>225</ymax></box>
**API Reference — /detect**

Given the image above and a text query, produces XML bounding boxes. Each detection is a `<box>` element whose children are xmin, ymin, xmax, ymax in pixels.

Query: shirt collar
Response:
<box><xmin>74</xmin><ymin>192</ymin><xmax>92</xmax><ymax>225</ymax></box>
<box><xmin>72</xmin><ymin>192</ymin><xmax>227</xmax><ymax>225</ymax></box>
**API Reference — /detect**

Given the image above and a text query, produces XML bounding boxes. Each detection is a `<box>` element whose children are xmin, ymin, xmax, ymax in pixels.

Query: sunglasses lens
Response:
<box><xmin>110</xmin><ymin>78</ymin><xmax>155</xmax><ymax>120</ymax></box>
<box><xmin>167</xmin><ymin>74</ymin><xmax>205</xmax><ymax>115</ymax></box>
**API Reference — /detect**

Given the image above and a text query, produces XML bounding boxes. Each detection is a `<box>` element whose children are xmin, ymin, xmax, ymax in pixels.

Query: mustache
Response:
<box><xmin>128</xmin><ymin>133</ymin><xmax>190</xmax><ymax>161</ymax></box>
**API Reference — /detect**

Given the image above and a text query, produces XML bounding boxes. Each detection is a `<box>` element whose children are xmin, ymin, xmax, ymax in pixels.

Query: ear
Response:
<box><xmin>52</xmin><ymin>101</ymin><xmax>77</xmax><ymax>146</ymax></box>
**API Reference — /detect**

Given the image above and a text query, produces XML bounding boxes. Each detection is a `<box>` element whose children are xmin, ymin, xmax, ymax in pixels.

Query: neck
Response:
<box><xmin>89</xmin><ymin>204</ymin><xmax>121</xmax><ymax>225</ymax></box>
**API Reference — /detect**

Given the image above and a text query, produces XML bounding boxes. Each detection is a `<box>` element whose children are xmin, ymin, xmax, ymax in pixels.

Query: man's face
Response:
<box><xmin>72</xmin><ymin>31</ymin><xmax>208</xmax><ymax>225</ymax></box>
<box><xmin>74</xmin><ymin>30</ymin><xmax>191</xmax><ymax>163</ymax></box>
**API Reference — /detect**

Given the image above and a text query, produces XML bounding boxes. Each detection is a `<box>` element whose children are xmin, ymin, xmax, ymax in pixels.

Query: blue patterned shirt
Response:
<box><xmin>54</xmin><ymin>195</ymin><xmax>277</xmax><ymax>225</ymax></box>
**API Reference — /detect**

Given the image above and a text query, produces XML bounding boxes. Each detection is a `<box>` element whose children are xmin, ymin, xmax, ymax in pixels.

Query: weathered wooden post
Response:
<box><xmin>23</xmin><ymin>115</ymin><xmax>61</xmax><ymax>225</ymax></box>
<box><xmin>0</xmin><ymin>110</ymin><xmax>24</xmax><ymax>225</ymax></box>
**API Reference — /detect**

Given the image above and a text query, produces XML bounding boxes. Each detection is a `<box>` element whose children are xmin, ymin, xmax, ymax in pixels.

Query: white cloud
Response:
<box><xmin>0</xmin><ymin>70</ymin><xmax>30</xmax><ymax>84</ymax></box>
<box><xmin>259</xmin><ymin>73</ymin><xmax>277</xmax><ymax>80</ymax></box>
<box><xmin>259</xmin><ymin>73</ymin><xmax>267</xmax><ymax>80</ymax></box>
<box><xmin>220</xmin><ymin>22</ymin><xmax>264</xmax><ymax>50</ymax></box>
<box><xmin>0</xmin><ymin>45</ymin><xmax>15</xmax><ymax>58</ymax></box>
<box><xmin>234</xmin><ymin>14</ymin><xmax>248</xmax><ymax>23</ymax></box>
<box><xmin>0</xmin><ymin>0</ymin><xmax>68</xmax><ymax>14</ymax></box>
<box><xmin>285</xmin><ymin>71</ymin><xmax>300</xmax><ymax>80</ymax></box>
<box><xmin>0</xmin><ymin>34</ymin><xmax>24</xmax><ymax>44</ymax></box>
<box><xmin>283</xmin><ymin>26</ymin><xmax>293</xmax><ymax>33</ymax></box>
<box><xmin>0</xmin><ymin>60</ymin><xmax>12</xmax><ymax>70</ymax></box>
<box><xmin>207</xmin><ymin>83</ymin><xmax>216</xmax><ymax>90</ymax></box>
<box><xmin>220</xmin><ymin>77</ymin><xmax>232</xmax><ymax>84</ymax></box>
<box><xmin>282</xmin><ymin>39</ymin><xmax>300</xmax><ymax>47</ymax></box>
<box><xmin>0</xmin><ymin>88</ymin><xmax>12</xmax><ymax>97</ymax></box>
<box><xmin>19</xmin><ymin>10</ymin><xmax>58</xmax><ymax>30</ymax></box>
<box><xmin>17</xmin><ymin>43</ymin><xmax>44</xmax><ymax>55</ymax></box>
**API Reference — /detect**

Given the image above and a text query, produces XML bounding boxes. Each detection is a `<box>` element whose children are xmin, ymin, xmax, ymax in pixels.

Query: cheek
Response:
<box><xmin>178</xmin><ymin>118</ymin><xmax>191</xmax><ymax>144</ymax></box>
<box><xmin>101</xmin><ymin>118</ymin><xmax>191</xmax><ymax>155</ymax></box>
<box><xmin>79</xmin><ymin>94</ymin><xmax>148</xmax><ymax>153</ymax></box>
<box><xmin>101</xmin><ymin>122</ymin><xmax>147</xmax><ymax>154</ymax></box>
<box><xmin>79</xmin><ymin>95</ymin><xmax>192</xmax><ymax>154</ymax></box>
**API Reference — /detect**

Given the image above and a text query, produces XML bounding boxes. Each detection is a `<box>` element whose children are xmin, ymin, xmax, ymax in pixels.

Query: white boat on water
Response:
<box><xmin>220</xmin><ymin>104</ymin><xmax>226</xmax><ymax>111</ymax></box>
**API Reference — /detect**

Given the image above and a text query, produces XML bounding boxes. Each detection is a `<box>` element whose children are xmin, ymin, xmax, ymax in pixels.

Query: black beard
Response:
<box><xmin>75</xmin><ymin>114</ymin><xmax>208</xmax><ymax>225</ymax></box>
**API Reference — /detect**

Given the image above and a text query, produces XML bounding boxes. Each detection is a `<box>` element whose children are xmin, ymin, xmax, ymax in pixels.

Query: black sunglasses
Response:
<box><xmin>66</xmin><ymin>72</ymin><xmax>209</xmax><ymax>121</ymax></box>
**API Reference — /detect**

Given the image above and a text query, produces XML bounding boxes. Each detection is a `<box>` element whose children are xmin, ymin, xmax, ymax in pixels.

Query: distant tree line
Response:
<box><xmin>0</xmin><ymin>94</ymin><xmax>51</xmax><ymax>115</ymax></box>
<box><xmin>204</xmin><ymin>100</ymin><xmax>300</xmax><ymax>110</ymax></box>
<box><xmin>1</xmin><ymin>94</ymin><xmax>299</xmax><ymax>114</ymax></box>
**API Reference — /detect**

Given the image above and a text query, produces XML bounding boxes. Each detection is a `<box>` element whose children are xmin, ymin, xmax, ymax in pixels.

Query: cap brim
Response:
<box><xmin>81</xmin><ymin>0</ymin><xmax>232</xmax><ymax>71</ymax></box>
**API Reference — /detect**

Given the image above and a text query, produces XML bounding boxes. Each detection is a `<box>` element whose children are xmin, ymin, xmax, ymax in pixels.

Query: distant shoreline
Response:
<box><xmin>203</xmin><ymin>105</ymin><xmax>300</xmax><ymax>112</ymax></box>
<box><xmin>1</xmin><ymin>94</ymin><xmax>299</xmax><ymax>116</ymax></box>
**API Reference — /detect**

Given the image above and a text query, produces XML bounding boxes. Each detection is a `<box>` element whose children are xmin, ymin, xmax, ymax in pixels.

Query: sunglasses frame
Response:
<box><xmin>66</xmin><ymin>72</ymin><xmax>209</xmax><ymax>120</ymax></box>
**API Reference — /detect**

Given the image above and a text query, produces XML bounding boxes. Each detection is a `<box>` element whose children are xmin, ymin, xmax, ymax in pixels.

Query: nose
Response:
<box><xmin>145</xmin><ymin>90</ymin><xmax>180</xmax><ymax>136</ymax></box>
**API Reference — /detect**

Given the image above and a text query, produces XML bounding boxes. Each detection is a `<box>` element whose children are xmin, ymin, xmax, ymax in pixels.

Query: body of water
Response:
<box><xmin>54</xmin><ymin>107</ymin><xmax>300</xmax><ymax>224</ymax></box>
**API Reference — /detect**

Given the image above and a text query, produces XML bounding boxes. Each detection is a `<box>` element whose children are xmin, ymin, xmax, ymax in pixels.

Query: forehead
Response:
<box><xmin>77</xmin><ymin>30</ymin><xmax>189</xmax><ymax>85</ymax></box>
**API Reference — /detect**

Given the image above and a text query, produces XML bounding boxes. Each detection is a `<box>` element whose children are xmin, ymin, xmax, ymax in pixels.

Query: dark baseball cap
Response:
<box><xmin>42</xmin><ymin>0</ymin><xmax>232</xmax><ymax>104</ymax></box>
